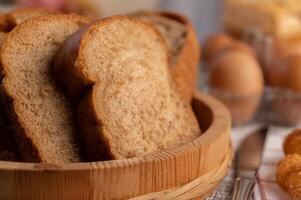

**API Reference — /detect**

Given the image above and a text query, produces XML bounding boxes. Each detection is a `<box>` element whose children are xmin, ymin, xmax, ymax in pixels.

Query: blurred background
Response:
<box><xmin>3</xmin><ymin>0</ymin><xmax>301</xmax><ymax>127</ymax></box>
<box><xmin>0</xmin><ymin>0</ymin><xmax>223</xmax><ymax>41</ymax></box>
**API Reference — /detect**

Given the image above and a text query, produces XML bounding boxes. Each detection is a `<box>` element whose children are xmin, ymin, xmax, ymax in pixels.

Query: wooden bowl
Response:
<box><xmin>0</xmin><ymin>92</ymin><xmax>232</xmax><ymax>200</ymax></box>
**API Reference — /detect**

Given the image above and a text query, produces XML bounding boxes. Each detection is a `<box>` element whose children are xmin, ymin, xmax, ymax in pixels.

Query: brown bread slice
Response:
<box><xmin>0</xmin><ymin>8</ymin><xmax>58</xmax><ymax>162</ymax></box>
<box><xmin>132</xmin><ymin>11</ymin><xmax>201</xmax><ymax>102</ymax></box>
<box><xmin>0</xmin><ymin>32</ymin><xmax>18</xmax><ymax>161</ymax></box>
<box><xmin>0</xmin><ymin>7</ymin><xmax>58</xmax><ymax>32</ymax></box>
<box><xmin>0</xmin><ymin>112</ymin><xmax>17</xmax><ymax>161</ymax></box>
<box><xmin>53</xmin><ymin>16</ymin><xmax>201</xmax><ymax>160</ymax></box>
<box><xmin>1</xmin><ymin>14</ymin><xmax>90</xmax><ymax>164</ymax></box>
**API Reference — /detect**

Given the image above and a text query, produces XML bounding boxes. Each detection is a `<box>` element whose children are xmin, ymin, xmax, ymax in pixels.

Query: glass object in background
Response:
<box><xmin>223</xmin><ymin>0</ymin><xmax>301</xmax><ymax>39</ymax></box>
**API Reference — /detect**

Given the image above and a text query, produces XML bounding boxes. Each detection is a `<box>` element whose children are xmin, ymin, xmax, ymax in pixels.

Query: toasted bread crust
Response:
<box><xmin>1</xmin><ymin>14</ymin><xmax>90</xmax><ymax>164</ymax></box>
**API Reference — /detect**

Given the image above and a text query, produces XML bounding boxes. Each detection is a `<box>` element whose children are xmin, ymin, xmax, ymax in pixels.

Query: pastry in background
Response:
<box><xmin>224</xmin><ymin>0</ymin><xmax>301</xmax><ymax>39</ymax></box>
<box><xmin>208</xmin><ymin>50</ymin><xmax>263</xmax><ymax>124</ymax></box>
<box><xmin>283</xmin><ymin>129</ymin><xmax>301</xmax><ymax>156</ymax></box>
<box><xmin>276</xmin><ymin>154</ymin><xmax>301</xmax><ymax>200</ymax></box>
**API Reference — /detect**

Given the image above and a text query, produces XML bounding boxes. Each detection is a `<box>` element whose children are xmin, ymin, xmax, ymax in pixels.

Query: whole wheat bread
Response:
<box><xmin>0</xmin><ymin>8</ymin><xmax>56</xmax><ymax>162</ymax></box>
<box><xmin>1</xmin><ymin>14</ymin><xmax>90</xmax><ymax>164</ymax></box>
<box><xmin>0</xmin><ymin>31</ymin><xmax>17</xmax><ymax>161</ymax></box>
<box><xmin>132</xmin><ymin>12</ymin><xmax>200</xmax><ymax>102</ymax></box>
<box><xmin>53</xmin><ymin>16</ymin><xmax>200</xmax><ymax>160</ymax></box>
<box><xmin>0</xmin><ymin>7</ymin><xmax>58</xmax><ymax>32</ymax></box>
<box><xmin>0</xmin><ymin>112</ymin><xmax>17</xmax><ymax>161</ymax></box>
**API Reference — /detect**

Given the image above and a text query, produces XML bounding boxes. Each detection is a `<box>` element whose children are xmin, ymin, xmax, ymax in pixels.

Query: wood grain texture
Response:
<box><xmin>131</xmin><ymin>151</ymin><xmax>231</xmax><ymax>200</ymax></box>
<box><xmin>0</xmin><ymin>92</ymin><xmax>231</xmax><ymax>200</ymax></box>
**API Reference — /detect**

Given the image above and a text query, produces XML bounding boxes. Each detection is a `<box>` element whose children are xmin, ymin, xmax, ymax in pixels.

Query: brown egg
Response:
<box><xmin>266</xmin><ymin>57</ymin><xmax>287</xmax><ymax>86</ymax></box>
<box><xmin>208</xmin><ymin>50</ymin><xmax>264</xmax><ymax>124</ymax></box>
<box><xmin>265</xmin><ymin>37</ymin><xmax>301</xmax><ymax>80</ymax></box>
<box><xmin>268</xmin><ymin>55</ymin><xmax>301</xmax><ymax>92</ymax></box>
<box><xmin>209</xmin><ymin>50</ymin><xmax>264</xmax><ymax>96</ymax></box>
<box><xmin>269</xmin><ymin>55</ymin><xmax>301</xmax><ymax>125</ymax></box>
<box><xmin>284</xmin><ymin>55</ymin><xmax>301</xmax><ymax>92</ymax></box>
<box><xmin>203</xmin><ymin>33</ymin><xmax>233</xmax><ymax>61</ymax></box>
<box><xmin>273</xmin><ymin>37</ymin><xmax>301</xmax><ymax>60</ymax></box>
<box><xmin>217</xmin><ymin>41</ymin><xmax>256</xmax><ymax>60</ymax></box>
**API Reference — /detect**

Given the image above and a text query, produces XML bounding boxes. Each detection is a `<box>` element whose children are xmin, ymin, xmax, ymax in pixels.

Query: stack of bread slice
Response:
<box><xmin>0</xmin><ymin>8</ymin><xmax>201</xmax><ymax>164</ymax></box>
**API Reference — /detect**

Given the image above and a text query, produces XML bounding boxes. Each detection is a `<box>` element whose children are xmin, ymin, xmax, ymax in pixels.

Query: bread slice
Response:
<box><xmin>53</xmin><ymin>16</ymin><xmax>201</xmax><ymax>160</ymax></box>
<box><xmin>1</xmin><ymin>14</ymin><xmax>90</xmax><ymax>164</ymax></box>
<box><xmin>0</xmin><ymin>8</ymin><xmax>58</xmax><ymax>162</ymax></box>
<box><xmin>0</xmin><ymin>112</ymin><xmax>17</xmax><ymax>161</ymax></box>
<box><xmin>132</xmin><ymin>11</ymin><xmax>200</xmax><ymax>102</ymax></box>
<box><xmin>0</xmin><ymin>31</ymin><xmax>17</xmax><ymax>161</ymax></box>
<box><xmin>0</xmin><ymin>7</ymin><xmax>58</xmax><ymax>32</ymax></box>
